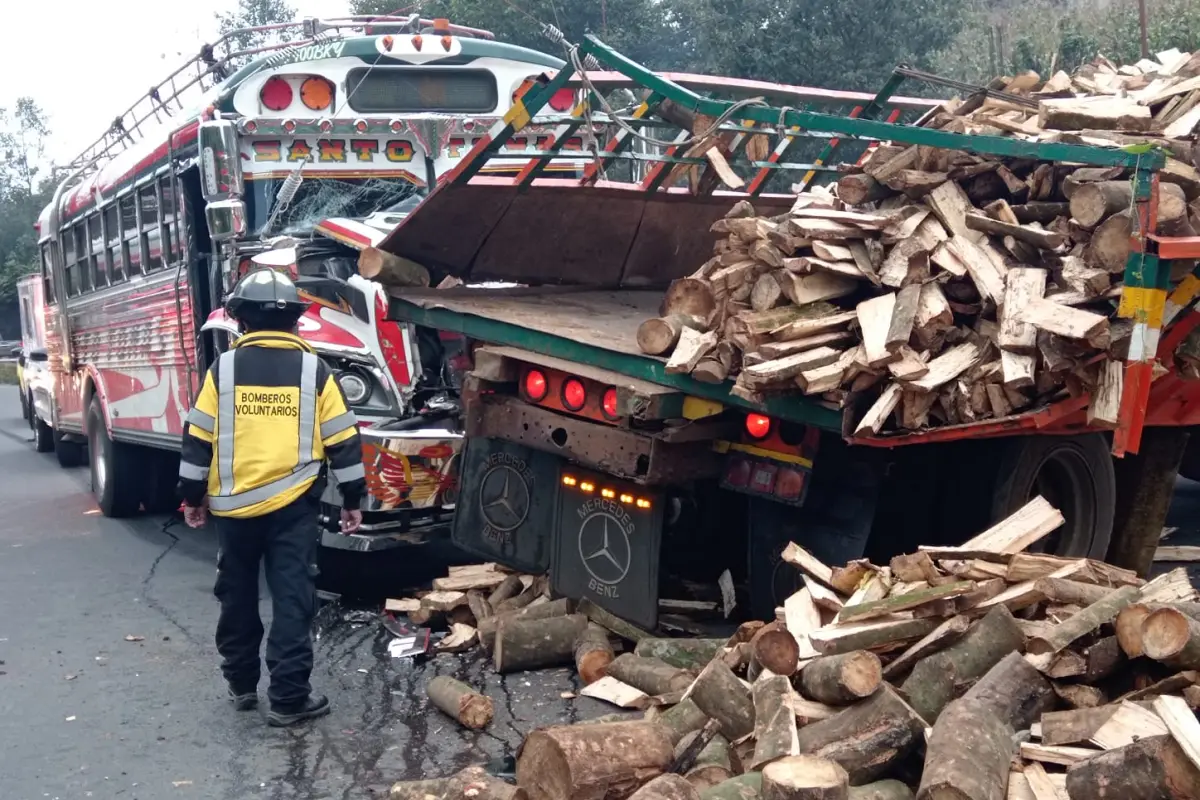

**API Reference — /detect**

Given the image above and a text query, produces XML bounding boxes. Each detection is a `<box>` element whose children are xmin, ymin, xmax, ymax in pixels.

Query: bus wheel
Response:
<box><xmin>54</xmin><ymin>431</ymin><xmax>85</xmax><ymax>468</ymax></box>
<box><xmin>990</xmin><ymin>434</ymin><xmax>1115</xmax><ymax>559</ymax></box>
<box><xmin>141</xmin><ymin>449</ymin><xmax>182</xmax><ymax>514</ymax></box>
<box><xmin>33</xmin><ymin>414</ymin><xmax>54</xmax><ymax>453</ymax></box>
<box><xmin>87</xmin><ymin>399</ymin><xmax>140</xmax><ymax>517</ymax></box>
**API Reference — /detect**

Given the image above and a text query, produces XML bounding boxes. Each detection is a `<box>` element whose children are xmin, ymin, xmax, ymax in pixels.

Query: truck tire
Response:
<box><xmin>54</xmin><ymin>430</ymin><xmax>85</xmax><ymax>468</ymax></box>
<box><xmin>1177</xmin><ymin>429</ymin><xmax>1200</xmax><ymax>482</ymax></box>
<box><xmin>990</xmin><ymin>434</ymin><xmax>1114</xmax><ymax>559</ymax></box>
<box><xmin>33</xmin><ymin>413</ymin><xmax>54</xmax><ymax>453</ymax></box>
<box><xmin>88</xmin><ymin>399</ymin><xmax>141</xmax><ymax>517</ymax></box>
<box><xmin>19</xmin><ymin>389</ymin><xmax>29</xmax><ymax>422</ymax></box>
<box><xmin>141</xmin><ymin>449</ymin><xmax>182</xmax><ymax>514</ymax></box>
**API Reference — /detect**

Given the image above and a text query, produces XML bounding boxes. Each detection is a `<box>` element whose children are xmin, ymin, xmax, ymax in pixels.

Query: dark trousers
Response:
<box><xmin>213</xmin><ymin>496</ymin><xmax>319</xmax><ymax>710</ymax></box>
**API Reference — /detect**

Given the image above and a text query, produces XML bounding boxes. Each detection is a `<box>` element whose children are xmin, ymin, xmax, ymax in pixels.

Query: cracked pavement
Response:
<box><xmin>0</xmin><ymin>387</ymin><xmax>617</xmax><ymax>800</ymax></box>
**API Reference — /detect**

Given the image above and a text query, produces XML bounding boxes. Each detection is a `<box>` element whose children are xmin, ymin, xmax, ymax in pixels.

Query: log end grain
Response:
<box><xmin>1142</xmin><ymin>607</ymin><xmax>1195</xmax><ymax>662</ymax></box>
<box><xmin>762</xmin><ymin>755</ymin><xmax>849</xmax><ymax>800</ymax></box>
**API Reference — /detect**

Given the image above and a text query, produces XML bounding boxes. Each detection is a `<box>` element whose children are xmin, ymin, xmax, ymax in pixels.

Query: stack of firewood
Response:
<box><xmin>636</xmin><ymin>51</ymin><xmax>1200</xmax><ymax>437</ymax></box>
<box><xmin>391</xmin><ymin>496</ymin><xmax>1200</xmax><ymax>800</ymax></box>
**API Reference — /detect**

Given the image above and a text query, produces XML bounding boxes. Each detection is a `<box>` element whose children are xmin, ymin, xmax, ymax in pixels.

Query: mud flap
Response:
<box><xmin>747</xmin><ymin>439</ymin><xmax>884</xmax><ymax>617</ymax></box>
<box><xmin>451</xmin><ymin>437</ymin><xmax>559</xmax><ymax>574</ymax></box>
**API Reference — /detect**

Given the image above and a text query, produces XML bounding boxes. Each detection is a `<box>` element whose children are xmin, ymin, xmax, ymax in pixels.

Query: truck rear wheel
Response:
<box><xmin>88</xmin><ymin>399</ymin><xmax>141</xmax><ymax>517</ymax></box>
<box><xmin>990</xmin><ymin>434</ymin><xmax>1114</xmax><ymax>559</ymax></box>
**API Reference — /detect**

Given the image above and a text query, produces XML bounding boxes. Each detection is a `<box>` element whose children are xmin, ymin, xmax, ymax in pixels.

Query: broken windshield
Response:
<box><xmin>246</xmin><ymin>176</ymin><xmax>425</xmax><ymax>237</ymax></box>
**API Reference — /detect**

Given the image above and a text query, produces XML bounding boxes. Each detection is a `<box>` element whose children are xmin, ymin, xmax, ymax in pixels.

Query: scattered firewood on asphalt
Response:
<box><xmin>425</xmin><ymin>676</ymin><xmax>494</xmax><ymax>730</ymax></box>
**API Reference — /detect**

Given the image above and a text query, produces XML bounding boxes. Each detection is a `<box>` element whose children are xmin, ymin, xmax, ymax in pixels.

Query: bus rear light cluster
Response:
<box><xmin>259</xmin><ymin>76</ymin><xmax>336</xmax><ymax>114</ymax></box>
<box><xmin>260</xmin><ymin>77</ymin><xmax>293</xmax><ymax>111</ymax></box>
<box><xmin>299</xmin><ymin>77</ymin><xmax>334</xmax><ymax>111</ymax></box>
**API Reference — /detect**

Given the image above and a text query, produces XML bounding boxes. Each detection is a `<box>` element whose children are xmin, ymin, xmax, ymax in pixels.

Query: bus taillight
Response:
<box><xmin>260</xmin><ymin>77</ymin><xmax>292</xmax><ymax>112</ymax></box>
<box><xmin>300</xmin><ymin>77</ymin><xmax>334</xmax><ymax>111</ymax></box>
<box><xmin>548</xmin><ymin>89</ymin><xmax>576</xmax><ymax>112</ymax></box>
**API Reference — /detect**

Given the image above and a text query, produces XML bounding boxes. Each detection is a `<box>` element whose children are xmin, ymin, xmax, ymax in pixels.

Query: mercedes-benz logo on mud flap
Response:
<box><xmin>577</xmin><ymin>499</ymin><xmax>635</xmax><ymax>588</ymax></box>
<box><xmin>479</xmin><ymin>464</ymin><xmax>531</xmax><ymax>533</ymax></box>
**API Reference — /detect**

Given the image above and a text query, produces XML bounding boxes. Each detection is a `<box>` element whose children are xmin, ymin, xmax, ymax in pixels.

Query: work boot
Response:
<box><xmin>267</xmin><ymin>695</ymin><xmax>331</xmax><ymax>727</ymax></box>
<box><xmin>228</xmin><ymin>686</ymin><xmax>258</xmax><ymax>711</ymax></box>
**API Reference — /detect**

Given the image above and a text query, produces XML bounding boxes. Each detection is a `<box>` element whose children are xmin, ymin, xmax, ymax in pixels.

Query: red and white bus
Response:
<box><xmin>33</xmin><ymin>14</ymin><xmax>584</xmax><ymax>549</ymax></box>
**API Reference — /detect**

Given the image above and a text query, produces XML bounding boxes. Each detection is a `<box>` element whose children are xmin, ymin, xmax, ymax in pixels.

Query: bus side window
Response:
<box><xmin>139</xmin><ymin>184</ymin><xmax>162</xmax><ymax>272</ymax></box>
<box><xmin>89</xmin><ymin>215</ymin><xmax>107</xmax><ymax>289</ymax></box>
<box><xmin>74</xmin><ymin>224</ymin><xmax>92</xmax><ymax>294</ymax></box>
<box><xmin>105</xmin><ymin>204</ymin><xmax>124</xmax><ymax>283</ymax></box>
<box><xmin>41</xmin><ymin>243</ymin><xmax>55</xmax><ymax>304</ymax></box>
<box><xmin>62</xmin><ymin>224</ymin><xmax>77</xmax><ymax>296</ymax></box>
<box><xmin>120</xmin><ymin>194</ymin><xmax>139</xmax><ymax>275</ymax></box>
<box><xmin>160</xmin><ymin>176</ymin><xmax>179</xmax><ymax>263</ymax></box>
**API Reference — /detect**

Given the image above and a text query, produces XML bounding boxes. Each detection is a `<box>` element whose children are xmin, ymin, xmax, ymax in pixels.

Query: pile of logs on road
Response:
<box><xmin>635</xmin><ymin>50</ymin><xmax>1200</xmax><ymax>437</ymax></box>
<box><xmin>391</xmin><ymin>495</ymin><xmax>1200</xmax><ymax>800</ymax></box>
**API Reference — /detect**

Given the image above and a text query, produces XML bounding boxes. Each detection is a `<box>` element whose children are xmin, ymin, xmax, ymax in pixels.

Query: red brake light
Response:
<box><xmin>602</xmin><ymin>387</ymin><xmax>619</xmax><ymax>420</ymax></box>
<box><xmin>548</xmin><ymin>88</ymin><xmax>576</xmax><ymax>111</ymax></box>
<box><xmin>746</xmin><ymin>414</ymin><xmax>772</xmax><ymax>439</ymax></box>
<box><xmin>524</xmin><ymin>369</ymin><xmax>547</xmax><ymax>402</ymax></box>
<box><xmin>562</xmin><ymin>378</ymin><xmax>586</xmax><ymax>411</ymax></box>
<box><xmin>260</xmin><ymin>77</ymin><xmax>293</xmax><ymax>111</ymax></box>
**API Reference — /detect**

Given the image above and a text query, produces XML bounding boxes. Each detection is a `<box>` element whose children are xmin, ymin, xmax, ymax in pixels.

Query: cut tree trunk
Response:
<box><xmin>848</xmin><ymin>782</ymin><xmax>914</xmax><ymax>800</ymax></box>
<box><xmin>762</xmin><ymin>756</ymin><xmax>850</xmax><ymax>800</ymax></box>
<box><xmin>607</xmin><ymin>654</ymin><xmax>696</xmax><ymax>696</ymax></box>
<box><xmin>517</xmin><ymin>720</ymin><xmax>676</xmax><ymax>800</ymax></box>
<box><xmin>636</xmin><ymin>639</ymin><xmax>728</xmax><ymax>671</ymax></box>
<box><xmin>388</xmin><ymin>778</ymin><xmax>450</xmax><ymax>800</ymax></box>
<box><xmin>661</xmin><ymin>278</ymin><xmax>717</xmax><ymax>321</ymax></box>
<box><xmin>900</xmin><ymin>605</ymin><xmax>1024</xmax><ymax>722</ymax></box>
<box><xmin>1070</xmin><ymin>180</ymin><xmax>1186</xmax><ymax>228</ymax></box>
<box><xmin>493</xmin><ymin>614</ymin><xmax>588</xmax><ymax>674</ymax></box>
<box><xmin>1025</xmin><ymin>585</ymin><xmax>1141</xmax><ymax>668</ymax></box>
<box><xmin>797</xmin><ymin>651</ymin><xmax>882</xmax><ymax>706</ymax></box>
<box><xmin>466</xmin><ymin>590</ymin><xmax>493</xmax><ymax>624</ymax></box>
<box><xmin>440</xmin><ymin>766</ymin><xmax>527</xmax><ymax>800</ymax></box>
<box><xmin>639</xmin><ymin>315</ymin><xmax>707</xmax><ymax>356</ymax></box>
<box><xmin>680</xmin><ymin>731</ymin><xmax>735</xmax><ymax>791</ymax></box>
<box><xmin>658</xmin><ymin>699</ymin><xmax>712</xmax><ymax>746</ymax></box>
<box><xmin>794</xmin><ymin>686</ymin><xmax>927</xmax><ymax>785</ymax></box>
<box><xmin>629</xmin><ymin>775</ymin><xmax>702</xmax><ymax>800</ymax></box>
<box><xmin>358</xmin><ymin>247</ymin><xmax>431</xmax><ymax>287</ymax></box>
<box><xmin>752</xmin><ymin>624</ymin><xmax>802</xmax><ymax>677</ymax></box>
<box><xmin>579</xmin><ymin>598</ymin><xmax>654</xmax><ymax>643</ymax></box>
<box><xmin>1064</xmin><ymin>735</ymin><xmax>1200</xmax><ymax>800</ymax></box>
<box><xmin>917</xmin><ymin>699</ymin><xmax>1013</xmax><ymax>800</ymax></box>
<box><xmin>698</xmin><ymin>773</ymin><xmax>763</xmax><ymax>800</ymax></box>
<box><xmin>1142</xmin><ymin>607</ymin><xmax>1200</xmax><ymax>667</ymax></box>
<box><xmin>750</xmin><ymin>674</ymin><xmax>800</xmax><ymax>772</ymax></box>
<box><xmin>575</xmin><ymin>623</ymin><xmax>616</xmax><ymax>685</ymax></box>
<box><xmin>426</xmin><ymin>676</ymin><xmax>494</xmax><ymax>730</ymax></box>
<box><xmin>959</xmin><ymin>651</ymin><xmax>1054</xmax><ymax>730</ymax></box>
<box><xmin>838</xmin><ymin>174</ymin><xmax>890</xmax><ymax>206</ymax></box>
<box><xmin>690</xmin><ymin>659</ymin><xmax>756</xmax><ymax>740</ymax></box>
<box><xmin>478</xmin><ymin>597</ymin><xmax>574</xmax><ymax>652</ymax></box>
<box><xmin>487</xmin><ymin>575</ymin><xmax>525</xmax><ymax>608</ymax></box>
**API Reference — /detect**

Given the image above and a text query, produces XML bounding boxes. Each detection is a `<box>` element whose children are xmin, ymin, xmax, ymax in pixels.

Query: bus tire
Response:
<box><xmin>33</xmin><ymin>414</ymin><xmax>54</xmax><ymax>453</ymax></box>
<box><xmin>990</xmin><ymin>434</ymin><xmax>1114</xmax><ymax>559</ymax></box>
<box><xmin>87</xmin><ymin>399</ymin><xmax>140</xmax><ymax>518</ymax></box>
<box><xmin>54</xmin><ymin>430</ymin><xmax>85</xmax><ymax>468</ymax></box>
<box><xmin>142</xmin><ymin>449</ymin><xmax>182</xmax><ymax>514</ymax></box>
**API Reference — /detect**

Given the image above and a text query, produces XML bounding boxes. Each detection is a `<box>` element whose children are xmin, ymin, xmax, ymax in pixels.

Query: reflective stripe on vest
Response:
<box><xmin>297</xmin><ymin>353</ymin><xmax>317</xmax><ymax>464</ymax></box>
<box><xmin>179</xmin><ymin>460</ymin><xmax>210</xmax><ymax>482</ymax></box>
<box><xmin>207</xmin><ymin>461</ymin><xmax>322</xmax><ymax>513</ymax></box>
<box><xmin>331</xmin><ymin>462</ymin><xmax>365</xmax><ymax>484</ymax></box>
<box><xmin>216</xmin><ymin>352</ymin><xmax>237</xmax><ymax>496</ymax></box>
<box><xmin>320</xmin><ymin>411</ymin><xmax>357</xmax><ymax>441</ymax></box>
<box><xmin>186</xmin><ymin>406</ymin><xmax>215</xmax><ymax>434</ymax></box>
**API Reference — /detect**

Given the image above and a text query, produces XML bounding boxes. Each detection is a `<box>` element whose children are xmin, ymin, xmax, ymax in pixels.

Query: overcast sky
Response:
<box><xmin>4</xmin><ymin>0</ymin><xmax>350</xmax><ymax>164</ymax></box>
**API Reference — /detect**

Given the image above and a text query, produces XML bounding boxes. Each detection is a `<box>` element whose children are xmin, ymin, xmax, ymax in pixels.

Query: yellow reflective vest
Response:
<box><xmin>178</xmin><ymin>331</ymin><xmax>365</xmax><ymax>519</ymax></box>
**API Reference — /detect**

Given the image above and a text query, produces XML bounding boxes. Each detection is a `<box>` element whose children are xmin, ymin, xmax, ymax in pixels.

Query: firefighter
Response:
<box><xmin>178</xmin><ymin>268</ymin><xmax>365</xmax><ymax>727</ymax></box>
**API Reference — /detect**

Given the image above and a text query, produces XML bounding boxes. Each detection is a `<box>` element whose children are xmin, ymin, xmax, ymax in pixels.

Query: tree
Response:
<box><xmin>0</xmin><ymin>98</ymin><xmax>52</xmax><ymax>337</ymax></box>
<box><xmin>216</xmin><ymin>0</ymin><xmax>297</xmax><ymax>62</ymax></box>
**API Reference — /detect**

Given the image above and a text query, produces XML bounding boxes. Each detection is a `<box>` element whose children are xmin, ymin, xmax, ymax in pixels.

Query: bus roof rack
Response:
<box><xmin>60</xmin><ymin>15</ymin><xmax>495</xmax><ymax>180</ymax></box>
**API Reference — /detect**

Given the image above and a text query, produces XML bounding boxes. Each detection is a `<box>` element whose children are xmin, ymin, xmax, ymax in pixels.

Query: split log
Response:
<box><xmin>516</xmin><ymin>720</ymin><xmax>675</xmax><ymax>800</ymax></box>
<box><xmin>635</xmin><ymin>639</ymin><xmax>727</xmax><ymax>671</ymax></box>
<box><xmin>1011</xmin><ymin>202</ymin><xmax>1070</xmax><ymax>224</ymax></box>
<box><xmin>1054</xmin><ymin>682</ymin><xmax>1107</xmax><ymax>709</ymax></box>
<box><xmin>1070</xmin><ymin>180</ymin><xmax>1186</xmax><ymax>228</ymax></box>
<box><xmin>1017</xmin><ymin>297</ymin><xmax>1109</xmax><ymax>344</ymax></box>
<box><xmin>389</xmin><ymin>777</ymin><xmax>453</xmax><ymax>800</ymax></box>
<box><xmin>837</xmin><ymin>581</ymin><xmax>975</xmax><ymax>624</ymax></box>
<box><xmin>487</xmin><ymin>575</ymin><xmax>525</xmax><ymax>608</ymax></box>
<box><xmin>762</xmin><ymin>756</ymin><xmax>849</xmax><ymax>800</ymax></box>
<box><xmin>698</xmin><ymin>773</ymin><xmax>763</xmax><ymax>800</ymax></box>
<box><xmin>391</xmin><ymin>767</ymin><xmax>525</xmax><ymax>800</ymax></box>
<box><xmin>679</xmin><ymin>731</ymin><xmax>735</xmax><ymax>790</ymax></box>
<box><xmin>857</xmin><ymin>293</ymin><xmax>901</xmax><ymax>367</ymax></box>
<box><xmin>493</xmin><ymin>614</ymin><xmax>588</xmax><ymax>674</ymax></box>
<box><xmin>666</xmin><ymin>329</ymin><xmax>718</xmax><ymax>374</ymax></box>
<box><xmin>1025</xmin><ymin>585</ymin><xmax>1141</xmax><ymax>668</ymax></box>
<box><xmin>752</xmin><ymin>623</ymin><xmax>802</xmax><ymax>677</ymax></box>
<box><xmin>657</xmin><ymin>699</ymin><xmax>711</xmax><ymax>746</ymax></box>
<box><xmin>1090</xmin><ymin>701</ymin><xmax>1168</xmax><ymax>749</ymax></box>
<box><xmin>917</xmin><ymin>699</ymin><xmax>1012</xmax><ymax>800</ymax></box>
<box><xmin>1119</xmin><ymin>603</ymin><xmax>1159</xmax><ymax>657</ymax></box>
<box><xmin>959</xmin><ymin>651</ymin><xmax>1054</xmax><ymax>730</ymax></box>
<box><xmin>886</xmin><ymin>284</ymin><xmax>922</xmax><ymax>353</ymax></box>
<box><xmin>1142</xmin><ymin>607</ymin><xmax>1200</xmax><ymax>667</ymax></box>
<box><xmin>808</xmin><ymin>617</ymin><xmax>939</xmax><ymax>656</ymax></box>
<box><xmin>838</xmin><ymin>173</ymin><xmax>890</xmax><ymax>206</ymax></box>
<box><xmin>639</xmin><ymin>315</ymin><xmax>707</xmax><ymax>356</ymax></box>
<box><xmin>794</xmin><ymin>686</ymin><xmax>926</xmax><ymax>785</ymax></box>
<box><xmin>478</xmin><ymin>597</ymin><xmax>575</xmax><ymax>652</ymax></box>
<box><xmin>1033</xmin><ymin>577</ymin><xmax>1113</xmax><ymax>607</ymax></box>
<box><xmin>426</xmin><ymin>676</ymin><xmax>494</xmax><ymax>730</ymax></box>
<box><xmin>797</xmin><ymin>651</ymin><xmax>882</xmax><ymax>706</ymax></box>
<box><xmin>466</xmin><ymin>590</ymin><xmax>493</xmax><ymax>624</ymax></box>
<box><xmin>750</xmin><ymin>674</ymin><xmax>800</xmax><ymax>772</ymax></box>
<box><xmin>900</xmin><ymin>605</ymin><xmax>1024</xmax><ymax>722</ymax></box>
<box><xmin>608</xmin><ymin>654</ymin><xmax>696</xmax><ymax>697</ymax></box>
<box><xmin>575</xmin><ymin>623</ymin><xmax>616</xmax><ymax>685</ymax></box>
<box><xmin>964</xmin><ymin>212</ymin><xmax>1065</xmax><ymax>249</ymax></box>
<box><xmin>690</xmin><ymin>659</ymin><xmax>756</xmax><ymax>740</ymax></box>
<box><xmin>630</xmin><ymin>775</ymin><xmax>701</xmax><ymax>800</ymax></box>
<box><xmin>1064</xmin><ymin>735</ymin><xmax>1200</xmax><ymax>800</ymax></box>
<box><xmin>1084</xmin><ymin>635</ymin><xmax>1126</xmax><ymax>683</ymax></box>
<box><xmin>1039</xmin><ymin>96</ymin><xmax>1152</xmax><ymax>131</ymax></box>
<box><xmin>1041</xmin><ymin>705</ymin><xmax>1122</xmax><ymax>746</ymax></box>
<box><xmin>579</xmin><ymin>598</ymin><xmax>653</xmax><ymax>643</ymax></box>
<box><xmin>882</xmin><ymin>616</ymin><xmax>971</xmax><ymax>680</ymax></box>
<box><xmin>848</xmin><ymin>782</ymin><xmax>913</xmax><ymax>800</ymax></box>
<box><xmin>1152</xmin><ymin>694</ymin><xmax>1200</xmax><ymax>781</ymax></box>
<box><xmin>358</xmin><ymin>247</ymin><xmax>431</xmax><ymax>287</ymax></box>
<box><xmin>999</xmin><ymin>268</ymin><xmax>1047</xmax><ymax>353</ymax></box>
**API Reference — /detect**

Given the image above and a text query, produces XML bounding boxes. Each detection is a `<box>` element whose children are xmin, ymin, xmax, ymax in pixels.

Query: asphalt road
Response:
<box><xmin>0</xmin><ymin>386</ymin><xmax>615</xmax><ymax>800</ymax></box>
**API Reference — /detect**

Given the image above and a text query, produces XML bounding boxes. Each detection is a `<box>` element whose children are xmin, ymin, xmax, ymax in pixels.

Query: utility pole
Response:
<box><xmin>1139</xmin><ymin>0</ymin><xmax>1150</xmax><ymax>59</ymax></box>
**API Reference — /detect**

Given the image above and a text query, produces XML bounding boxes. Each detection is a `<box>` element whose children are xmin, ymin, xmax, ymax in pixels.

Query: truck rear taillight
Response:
<box><xmin>523</xmin><ymin>368</ymin><xmax>548</xmax><ymax>402</ymax></box>
<box><xmin>746</xmin><ymin>413</ymin><xmax>772</xmax><ymax>439</ymax></box>
<box><xmin>260</xmin><ymin>77</ymin><xmax>293</xmax><ymax>111</ymax></box>
<box><xmin>562</xmin><ymin>378</ymin><xmax>587</xmax><ymax>411</ymax></box>
<box><xmin>601</xmin><ymin>388</ymin><xmax>619</xmax><ymax>420</ymax></box>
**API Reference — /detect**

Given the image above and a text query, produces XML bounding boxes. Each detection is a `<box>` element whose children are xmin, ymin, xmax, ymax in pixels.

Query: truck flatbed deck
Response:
<box><xmin>388</xmin><ymin>285</ymin><xmax>843</xmax><ymax>429</ymax></box>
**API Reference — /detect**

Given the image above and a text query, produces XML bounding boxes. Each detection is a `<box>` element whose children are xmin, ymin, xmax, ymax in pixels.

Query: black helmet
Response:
<box><xmin>226</xmin><ymin>269</ymin><xmax>308</xmax><ymax>329</ymax></box>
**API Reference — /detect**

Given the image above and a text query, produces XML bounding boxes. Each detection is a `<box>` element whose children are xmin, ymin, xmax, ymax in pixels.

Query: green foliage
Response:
<box><xmin>217</xmin><ymin>0</ymin><xmax>297</xmax><ymax>62</ymax></box>
<box><xmin>0</xmin><ymin>98</ymin><xmax>52</xmax><ymax>336</ymax></box>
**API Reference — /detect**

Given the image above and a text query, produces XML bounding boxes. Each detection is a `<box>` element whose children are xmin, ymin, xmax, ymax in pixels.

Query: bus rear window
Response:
<box><xmin>345</xmin><ymin>68</ymin><xmax>497</xmax><ymax>113</ymax></box>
